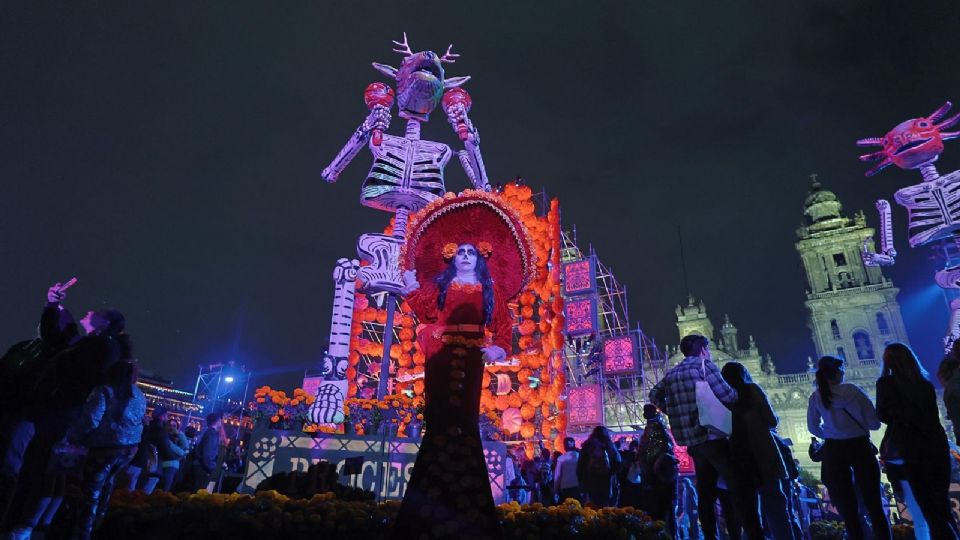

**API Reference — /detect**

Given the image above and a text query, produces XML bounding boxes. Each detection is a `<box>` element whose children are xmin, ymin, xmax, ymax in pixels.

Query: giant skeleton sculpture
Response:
<box><xmin>309</xmin><ymin>34</ymin><xmax>491</xmax><ymax>423</ymax></box>
<box><xmin>857</xmin><ymin>101</ymin><xmax>960</xmax><ymax>351</ymax></box>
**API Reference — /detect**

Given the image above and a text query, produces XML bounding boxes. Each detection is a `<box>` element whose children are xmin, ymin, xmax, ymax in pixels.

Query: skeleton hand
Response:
<box><xmin>362</xmin><ymin>104</ymin><xmax>392</xmax><ymax>136</ymax></box>
<box><xmin>445</xmin><ymin>103</ymin><xmax>477</xmax><ymax>143</ymax></box>
<box><xmin>400</xmin><ymin>269</ymin><xmax>420</xmax><ymax>296</ymax></box>
<box><xmin>862</xmin><ymin>239</ymin><xmax>895</xmax><ymax>266</ymax></box>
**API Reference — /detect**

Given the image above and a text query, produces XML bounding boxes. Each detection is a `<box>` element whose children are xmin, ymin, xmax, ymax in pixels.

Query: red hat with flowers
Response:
<box><xmin>402</xmin><ymin>190</ymin><xmax>537</xmax><ymax>300</ymax></box>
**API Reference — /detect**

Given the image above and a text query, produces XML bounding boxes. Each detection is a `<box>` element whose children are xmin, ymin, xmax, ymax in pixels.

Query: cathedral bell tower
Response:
<box><xmin>795</xmin><ymin>175</ymin><xmax>909</xmax><ymax>366</ymax></box>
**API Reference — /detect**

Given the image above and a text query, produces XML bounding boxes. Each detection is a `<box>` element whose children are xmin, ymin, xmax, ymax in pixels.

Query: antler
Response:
<box><xmin>440</xmin><ymin>44</ymin><xmax>460</xmax><ymax>64</ymax></box>
<box><xmin>392</xmin><ymin>32</ymin><xmax>414</xmax><ymax>57</ymax></box>
<box><xmin>928</xmin><ymin>101</ymin><xmax>953</xmax><ymax>123</ymax></box>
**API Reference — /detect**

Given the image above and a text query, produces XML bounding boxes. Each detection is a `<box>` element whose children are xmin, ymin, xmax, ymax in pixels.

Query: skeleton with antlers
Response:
<box><xmin>318</xmin><ymin>34</ymin><xmax>492</xmax><ymax>399</ymax></box>
<box><xmin>856</xmin><ymin>101</ymin><xmax>960</xmax><ymax>350</ymax></box>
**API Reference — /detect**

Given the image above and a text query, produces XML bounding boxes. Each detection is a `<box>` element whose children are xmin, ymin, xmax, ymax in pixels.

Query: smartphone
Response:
<box><xmin>59</xmin><ymin>277</ymin><xmax>78</xmax><ymax>291</ymax></box>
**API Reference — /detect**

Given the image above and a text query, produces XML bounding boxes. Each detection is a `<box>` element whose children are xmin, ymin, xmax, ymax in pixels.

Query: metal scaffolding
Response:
<box><xmin>560</xmin><ymin>228</ymin><xmax>668</xmax><ymax>432</ymax></box>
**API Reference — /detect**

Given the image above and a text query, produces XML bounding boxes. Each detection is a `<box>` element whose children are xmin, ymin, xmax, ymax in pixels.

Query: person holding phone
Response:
<box><xmin>0</xmin><ymin>280</ymin><xmax>80</xmax><ymax>529</ymax></box>
<box><xmin>6</xmin><ymin>281</ymin><xmax>135</xmax><ymax>540</ymax></box>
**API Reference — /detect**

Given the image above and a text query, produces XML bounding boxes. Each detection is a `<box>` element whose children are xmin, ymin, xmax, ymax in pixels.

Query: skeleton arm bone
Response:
<box><xmin>862</xmin><ymin>199</ymin><xmax>897</xmax><ymax>266</ymax></box>
<box><xmin>321</xmin><ymin>105</ymin><xmax>391</xmax><ymax>183</ymax></box>
<box><xmin>446</xmin><ymin>104</ymin><xmax>490</xmax><ymax>191</ymax></box>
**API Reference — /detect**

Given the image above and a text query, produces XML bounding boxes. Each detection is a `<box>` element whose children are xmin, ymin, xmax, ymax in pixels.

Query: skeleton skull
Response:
<box><xmin>858</xmin><ymin>101</ymin><xmax>960</xmax><ymax>176</ymax></box>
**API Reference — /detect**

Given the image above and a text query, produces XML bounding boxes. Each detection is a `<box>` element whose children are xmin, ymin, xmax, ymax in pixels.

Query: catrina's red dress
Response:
<box><xmin>391</xmin><ymin>281</ymin><xmax>510</xmax><ymax>540</ymax></box>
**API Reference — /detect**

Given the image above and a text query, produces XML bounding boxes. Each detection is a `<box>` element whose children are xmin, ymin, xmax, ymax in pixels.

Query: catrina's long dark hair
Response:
<box><xmin>436</xmin><ymin>244</ymin><xmax>495</xmax><ymax>326</ymax></box>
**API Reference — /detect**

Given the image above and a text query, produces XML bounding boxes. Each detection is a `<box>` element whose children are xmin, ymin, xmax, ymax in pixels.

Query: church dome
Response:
<box><xmin>803</xmin><ymin>178</ymin><xmax>843</xmax><ymax>224</ymax></box>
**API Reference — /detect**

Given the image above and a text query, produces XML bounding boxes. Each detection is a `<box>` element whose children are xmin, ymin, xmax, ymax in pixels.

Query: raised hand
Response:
<box><xmin>362</xmin><ymin>104</ymin><xmax>392</xmax><ymax>137</ymax></box>
<box><xmin>861</xmin><ymin>239</ymin><xmax>895</xmax><ymax>266</ymax></box>
<box><xmin>47</xmin><ymin>277</ymin><xmax>77</xmax><ymax>304</ymax></box>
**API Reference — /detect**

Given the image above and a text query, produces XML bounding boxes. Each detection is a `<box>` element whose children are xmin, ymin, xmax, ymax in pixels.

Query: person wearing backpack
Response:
<box><xmin>649</xmin><ymin>334</ymin><xmax>762</xmax><ymax>540</ymax></box>
<box><xmin>576</xmin><ymin>426</ymin><xmax>621</xmax><ymax>507</ymax></box>
<box><xmin>68</xmin><ymin>360</ymin><xmax>146</xmax><ymax>540</ymax></box>
<box><xmin>638</xmin><ymin>404</ymin><xmax>678</xmax><ymax>536</ymax></box>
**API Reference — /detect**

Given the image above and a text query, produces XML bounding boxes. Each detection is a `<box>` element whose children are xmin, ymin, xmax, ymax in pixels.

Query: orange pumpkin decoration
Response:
<box><xmin>414</xmin><ymin>380</ymin><xmax>425</xmax><ymax>395</ymax></box>
<box><xmin>520</xmin><ymin>422</ymin><xmax>536</xmax><ymax>439</ymax></box>
<box><xmin>540</xmin><ymin>422</ymin><xmax>553</xmax><ymax>438</ymax></box>
<box><xmin>521</xmin><ymin>306</ymin><xmax>534</xmax><ymax>319</ymax></box>
<box><xmin>495</xmin><ymin>395</ymin><xmax>511</xmax><ymax>411</ymax></box>
<box><xmin>508</xmin><ymin>394</ymin><xmax>522</xmax><ymax>408</ymax></box>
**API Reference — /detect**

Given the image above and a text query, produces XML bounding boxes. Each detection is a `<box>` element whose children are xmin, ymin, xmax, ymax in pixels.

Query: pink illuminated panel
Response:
<box><xmin>602</xmin><ymin>335</ymin><xmax>639</xmax><ymax>376</ymax></box>
<box><xmin>562</xmin><ymin>259</ymin><xmax>596</xmax><ymax>296</ymax></box>
<box><xmin>567</xmin><ymin>384</ymin><xmax>604</xmax><ymax>426</ymax></box>
<box><xmin>564</xmin><ymin>297</ymin><xmax>597</xmax><ymax>337</ymax></box>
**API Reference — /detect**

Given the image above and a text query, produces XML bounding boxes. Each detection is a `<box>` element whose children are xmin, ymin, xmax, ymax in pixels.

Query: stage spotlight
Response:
<box><xmin>224</xmin><ymin>376</ymin><xmax>235</xmax><ymax>383</ymax></box>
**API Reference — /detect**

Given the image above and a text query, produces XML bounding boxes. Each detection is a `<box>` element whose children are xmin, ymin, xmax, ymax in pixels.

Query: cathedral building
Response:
<box><xmin>667</xmin><ymin>177</ymin><xmax>907</xmax><ymax>470</ymax></box>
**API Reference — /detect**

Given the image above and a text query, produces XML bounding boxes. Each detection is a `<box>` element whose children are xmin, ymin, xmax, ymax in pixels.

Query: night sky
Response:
<box><xmin>3</xmin><ymin>1</ymin><xmax>959</xmax><ymax>393</ymax></box>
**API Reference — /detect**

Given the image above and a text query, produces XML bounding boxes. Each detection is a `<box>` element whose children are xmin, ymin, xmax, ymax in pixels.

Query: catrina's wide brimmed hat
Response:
<box><xmin>402</xmin><ymin>190</ymin><xmax>537</xmax><ymax>300</ymax></box>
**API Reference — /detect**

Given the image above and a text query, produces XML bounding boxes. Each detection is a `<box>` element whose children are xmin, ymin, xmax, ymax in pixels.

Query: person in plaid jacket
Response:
<box><xmin>649</xmin><ymin>334</ymin><xmax>764</xmax><ymax>540</ymax></box>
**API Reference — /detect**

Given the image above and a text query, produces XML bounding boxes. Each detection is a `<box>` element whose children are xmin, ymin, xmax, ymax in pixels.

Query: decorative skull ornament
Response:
<box><xmin>372</xmin><ymin>33</ymin><xmax>470</xmax><ymax>121</ymax></box>
<box><xmin>858</xmin><ymin>101</ymin><xmax>960</xmax><ymax>176</ymax></box>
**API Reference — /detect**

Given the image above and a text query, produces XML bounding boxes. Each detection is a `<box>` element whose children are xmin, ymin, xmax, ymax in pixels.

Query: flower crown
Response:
<box><xmin>442</xmin><ymin>242</ymin><xmax>493</xmax><ymax>260</ymax></box>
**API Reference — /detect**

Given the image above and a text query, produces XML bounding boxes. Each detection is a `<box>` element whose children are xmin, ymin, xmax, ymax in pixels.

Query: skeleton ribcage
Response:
<box><xmin>361</xmin><ymin>134</ymin><xmax>450</xmax><ymax>212</ymax></box>
<box><xmin>896</xmin><ymin>170</ymin><xmax>960</xmax><ymax>247</ymax></box>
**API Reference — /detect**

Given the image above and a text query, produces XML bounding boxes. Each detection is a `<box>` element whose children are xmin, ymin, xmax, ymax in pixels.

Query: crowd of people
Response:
<box><xmin>4</xmin><ymin>282</ymin><xmax>960</xmax><ymax>540</ymax></box>
<box><xmin>646</xmin><ymin>333</ymin><xmax>960</xmax><ymax>540</ymax></box>
<box><xmin>0</xmin><ymin>283</ymin><xmax>230</xmax><ymax>540</ymax></box>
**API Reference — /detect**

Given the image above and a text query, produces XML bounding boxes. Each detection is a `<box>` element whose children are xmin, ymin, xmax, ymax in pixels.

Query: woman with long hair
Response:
<box><xmin>720</xmin><ymin>362</ymin><xmax>794</xmax><ymax>540</ymax></box>
<box><xmin>636</xmin><ymin>404</ymin><xmax>677</xmax><ymax>536</ymax></box>
<box><xmin>391</xmin><ymin>191</ymin><xmax>538</xmax><ymax>540</ymax></box>
<box><xmin>575</xmin><ymin>425</ymin><xmax>622</xmax><ymax>508</ymax></box>
<box><xmin>807</xmin><ymin>356</ymin><xmax>890</xmax><ymax>540</ymax></box>
<box><xmin>877</xmin><ymin>343</ymin><xmax>960</xmax><ymax>539</ymax></box>
<box><xmin>70</xmin><ymin>360</ymin><xmax>145</xmax><ymax>540</ymax></box>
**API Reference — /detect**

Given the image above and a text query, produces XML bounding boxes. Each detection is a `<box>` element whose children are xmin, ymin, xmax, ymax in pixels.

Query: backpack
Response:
<box><xmin>587</xmin><ymin>442</ymin><xmax>611</xmax><ymax>476</ymax></box>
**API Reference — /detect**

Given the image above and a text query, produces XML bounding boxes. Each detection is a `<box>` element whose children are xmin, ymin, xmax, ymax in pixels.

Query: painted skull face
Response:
<box><xmin>456</xmin><ymin>244</ymin><xmax>478</xmax><ymax>273</ymax></box>
<box><xmin>394</xmin><ymin>51</ymin><xmax>445</xmax><ymax>120</ymax></box>
<box><xmin>858</xmin><ymin>101</ymin><xmax>960</xmax><ymax>176</ymax></box>
<box><xmin>372</xmin><ymin>34</ymin><xmax>471</xmax><ymax>122</ymax></box>
<box><xmin>881</xmin><ymin>117</ymin><xmax>945</xmax><ymax>170</ymax></box>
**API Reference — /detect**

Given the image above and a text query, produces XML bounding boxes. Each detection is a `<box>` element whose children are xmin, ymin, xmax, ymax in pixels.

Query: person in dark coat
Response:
<box><xmin>938</xmin><ymin>352</ymin><xmax>960</xmax><ymax>445</ymax></box>
<box><xmin>617</xmin><ymin>439</ymin><xmax>642</xmax><ymax>509</ymax></box>
<box><xmin>144</xmin><ymin>407</ymin><xmax>186</xmax><ymax>492</ymax></box>
<box><xmin>877</xmin><ymin>343</ymin><xmax>960</xmax><ymax>540</ymax></box>
<box><xmin>0</xmin><ymin>282</ymin><xmax>81</xmax><ymax>529</ymax></box>
<box><xmin>720</xmin><ymin>362</ymin><xmax>795</xmax><ymax>540</ymax></box>
<box><xmin>190</xmin><ymin>413</ymin><xmax>223</xmax><ymax>492</ymax></box>
<box><xmin>576</xmin><ymin>426</ymin><xmax>622</xmax><ymax>507</ymax></box>
<box><xmin>6</xmin><ymin>304</ymin><xmax>131</xmax><ymax>540</ymax></box>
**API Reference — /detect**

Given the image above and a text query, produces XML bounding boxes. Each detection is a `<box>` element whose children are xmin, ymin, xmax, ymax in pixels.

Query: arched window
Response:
<box><xmin>876</xmin><ymin>313</ymin><xmax>890</xmax><ymax>335</ymax></box>
<box><xmin>830</xmin><ymin>320</ymin><xmax>841</xmax><ymax>340</ymax></box>
<box><xmin>853</xmin><ymin>331</ymin><xmax>874</xmax><ymax>360</ymax></box>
